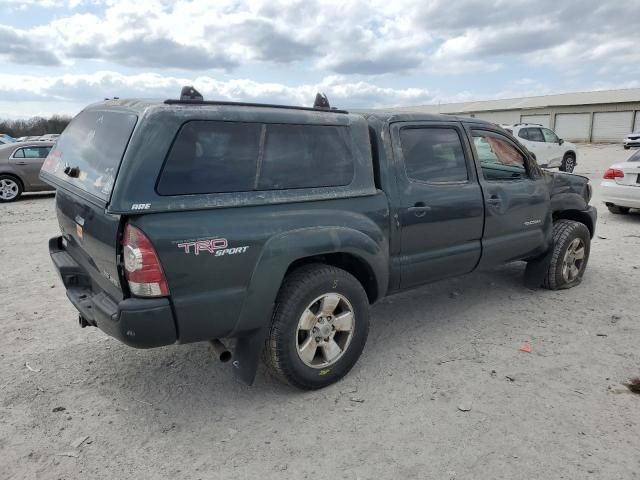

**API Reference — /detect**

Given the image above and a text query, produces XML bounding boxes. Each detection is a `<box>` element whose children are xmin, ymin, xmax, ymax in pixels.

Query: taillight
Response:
<box><xmin>603</xmin><ymin>168</ymin><xmax>624</xmax><ymax>179</ymax></box>
<box><xmin>122</xmin><ymin>224</ymin><xmax>169</xmax><ymax>297</ymax></box>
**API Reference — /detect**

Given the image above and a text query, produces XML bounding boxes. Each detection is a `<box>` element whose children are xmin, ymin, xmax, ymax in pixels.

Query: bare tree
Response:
<box><xmin>0</xmin><ymin>115</ymin><xmax>72</xmax><ymax>138</ymax></box>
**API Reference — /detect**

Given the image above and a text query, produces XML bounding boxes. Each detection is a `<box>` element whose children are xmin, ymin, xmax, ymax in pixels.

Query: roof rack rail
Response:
<box><xmin>164</xmin><ymin>86</ymin><xmax>348</xmax><ymax>114</ymax></box>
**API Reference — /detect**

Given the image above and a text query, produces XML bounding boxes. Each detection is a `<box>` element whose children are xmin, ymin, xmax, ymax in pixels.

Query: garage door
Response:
<box><xmin>592</xmin><ymin>111</ymin><xmax>634</xmax><ymax>142</ymax></box>
<box><xmin>555</xmin><ymin>113</ymin><xmax>590</xmax><ymax>142</ymax></box>
<box><xmin>474</xmin><ymin>111</ymin><xmax>520</xmax><ymax>125</ymax></box>
<box><xmin>520</xmin><ymin>114</ymin><xmax>550</xmax><ymax>128</ymax></box>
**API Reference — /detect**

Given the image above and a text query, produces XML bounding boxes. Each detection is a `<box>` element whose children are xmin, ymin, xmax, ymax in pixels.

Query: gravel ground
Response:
<box><xmin>1</xmin><ymin>144</ymin><xmax>639</xmax><ymax>480</ymax></box>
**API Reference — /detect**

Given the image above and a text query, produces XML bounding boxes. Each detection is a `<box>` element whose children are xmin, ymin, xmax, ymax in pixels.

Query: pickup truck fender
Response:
<box><xmin>547</xmin><ymin>172</ymin><xmax>595</xmax><ymax>235</ymax></box>
<box><xmin>229</xmin><ymin>226</ymin><xmax>389</xmax><ymax>385</ymax></box>
<box><xmin>525</xmin><ymin>173</ymin><xmax>596</xmax><ymax>287</ymax></box>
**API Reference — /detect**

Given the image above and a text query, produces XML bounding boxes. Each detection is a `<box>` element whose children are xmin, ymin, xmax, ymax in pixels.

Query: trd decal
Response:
<box><xmin>176</xmin><ymin>237</ymin><xmax>250</xmax><ymax>257</ymax></box>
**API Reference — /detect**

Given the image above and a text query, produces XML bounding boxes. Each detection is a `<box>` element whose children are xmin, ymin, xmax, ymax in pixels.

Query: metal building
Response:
<box><xmin>392</xmin><ymin>88</ymin><xmax>640</xmax><ymax>143</ymax></box>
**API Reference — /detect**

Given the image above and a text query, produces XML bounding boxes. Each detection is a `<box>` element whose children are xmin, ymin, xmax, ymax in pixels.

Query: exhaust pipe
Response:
<box><xmin>209</xmin><ymin>339</ymin><xmax>232</xmax><ymax>363</ymax></box>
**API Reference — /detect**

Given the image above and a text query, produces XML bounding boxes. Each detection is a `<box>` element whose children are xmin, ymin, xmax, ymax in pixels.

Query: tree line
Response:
<box><xmin>0</xmin><ymin>115</ymin><xmax>72</xmax><ymax>138</ymax></box>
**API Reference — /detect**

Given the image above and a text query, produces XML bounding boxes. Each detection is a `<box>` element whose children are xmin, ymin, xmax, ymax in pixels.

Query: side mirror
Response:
<box><xmin>559</xmin><ymin>138</ymin><xmax>564</xmax><ymax>145</ymax></box>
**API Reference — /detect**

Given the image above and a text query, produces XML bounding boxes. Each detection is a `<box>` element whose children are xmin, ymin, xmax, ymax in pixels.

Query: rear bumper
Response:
<box><xmin>600</xmin><ymin>181</ymin><xmax>640</xmax><ymax>209</ymax></box>
<box><xmin>49</xmin><ymin>236</ymin><xmax>177</xmax><ymax>348</ymax></box>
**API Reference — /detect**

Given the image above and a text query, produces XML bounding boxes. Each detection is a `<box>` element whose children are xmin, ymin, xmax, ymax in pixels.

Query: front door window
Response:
<box><xmin>472</xmin><ymin>133</ymin><xmax>527</xmax><ymax>181</ymax></box>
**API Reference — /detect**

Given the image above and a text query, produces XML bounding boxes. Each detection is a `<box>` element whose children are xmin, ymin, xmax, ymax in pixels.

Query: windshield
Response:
<box><xmin>41</xmin><ymin>110</ymin><xmax>137</xmax><ymax>200</ymax></box>
<box><xmin>0</xmin><ymin>134</ymin><xmax>16</xmax><ymax>144</ymax></box>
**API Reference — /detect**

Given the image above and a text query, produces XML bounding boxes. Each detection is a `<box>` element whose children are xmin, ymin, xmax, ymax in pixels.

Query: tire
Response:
<box><xmin>542</xmin><ymin>220</ymin><xmax>591</xmax><ymax>290</ymax></box>
<box><xmin>264</xmin><ymin>264</ymin><xmax>370</xmax><ymax>390</ymax></box>
<box><xmin>560</xmin><ymin>153</ymin><xmax>576</xmax><ymax>173</ymax></box>
<box><xmin>0</xmin><ymin>175</ymin><xmax>23</xmax><ymax>202</ymax></box>
<box><xmin>607</xmin><ymin>205</ymin><xmax>630</xmax><ymax>214</ymax></box>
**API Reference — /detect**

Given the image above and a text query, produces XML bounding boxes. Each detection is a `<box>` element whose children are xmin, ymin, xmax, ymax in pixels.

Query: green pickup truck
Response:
<box><xmin>41</xmin><ymin>88</ymin><xmax>596</xmax><ymax>390</ymax></box>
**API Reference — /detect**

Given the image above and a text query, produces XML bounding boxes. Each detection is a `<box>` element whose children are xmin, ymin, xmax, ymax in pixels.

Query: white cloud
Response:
<box><xmin>0</xmin><ymin>71</ymin><xmax>435</xmax><ymax>117</ymax></box>
<box><xmin>2</xmin><ymin>0</ymin><xmax>640</xmax><ymax>117</ymax></box>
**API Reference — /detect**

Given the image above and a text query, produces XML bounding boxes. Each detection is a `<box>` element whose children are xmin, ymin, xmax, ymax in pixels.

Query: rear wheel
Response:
<box><xmin>542</xmin><ymin>220</ymin><xmax>591</xmax><ymax>290</ymax></box>
<box><xmin>560</xmin><ymin>153</ymin><xmax>576</xmax><ymax>173</ymax></box>
<box><xmin>0</xmin><ymin>175</ymin><xmax>22</xmax><ymax>202</ymax></box>
<box><xmin>264</xmin><ymin>264</ymin><xmax>370</xmax><ymax>390</ymax></box>
<box><xmin>607</xmin><ymin>205</ymin><xmax>630</xmax><ymax>214</ymax></box>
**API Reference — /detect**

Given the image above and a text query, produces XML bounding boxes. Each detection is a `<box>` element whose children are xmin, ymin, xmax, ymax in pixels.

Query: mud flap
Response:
<box><xmin>230</xmin><ymin>326</ymin><xmax>269</xmax><ymax>386</ymax></box>
<box><xmin>524</xmin><ymin>249</ymin><xmax>553</xmax><ymax>289</ymax></box>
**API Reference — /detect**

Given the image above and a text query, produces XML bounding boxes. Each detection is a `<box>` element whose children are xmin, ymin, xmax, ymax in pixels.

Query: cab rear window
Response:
<box><xmin>41</xmin><ymin>110</ymin><xmax>137</xmax><ymax>200</ymax></box>
<box><xmin>157</xmin><ymin>121</ymin><xmax>353</xmax><ymax>196</ymax></box>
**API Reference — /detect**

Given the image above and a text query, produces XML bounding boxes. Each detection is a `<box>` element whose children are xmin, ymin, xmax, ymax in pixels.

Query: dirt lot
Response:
<box><xmin>1</xmin><ymin>144</ymin><xmax>639</xmax><ymax>480</ymax></box>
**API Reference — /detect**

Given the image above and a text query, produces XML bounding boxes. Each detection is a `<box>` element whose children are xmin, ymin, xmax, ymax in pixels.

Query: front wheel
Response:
<box><xmin>264</xmin><ymin>264</ymin><xmax>370</xmax><ymax>390</ymax></box>
<box><xmin>542</xmin><ymin>220</ymin><xmax>591</xmax><ymax>290</ymax></box>
<box><xmin>560</xmin><ymin>153</ymin><xmax>576</xmax><ymax>173</ymax></box>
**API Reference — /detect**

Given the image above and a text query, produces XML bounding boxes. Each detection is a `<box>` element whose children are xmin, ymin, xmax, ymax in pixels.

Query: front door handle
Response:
<box><xmin>408</xmin><ymin>202</ymin><xmax>432</xmax><ymax>217</ymax></box>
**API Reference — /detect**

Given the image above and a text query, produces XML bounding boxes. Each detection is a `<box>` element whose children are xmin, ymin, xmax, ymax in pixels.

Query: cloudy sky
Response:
<box><xmin>1</xmin><ymin>0</ymin><xmax>639</xmax><ymax>118</ymax></box>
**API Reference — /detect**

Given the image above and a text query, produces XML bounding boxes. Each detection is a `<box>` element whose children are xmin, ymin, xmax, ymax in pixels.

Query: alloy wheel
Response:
<box><xmin>562</xmin><ymin>237</ymin><xmax>585</xmax><ymax>282</ymax></box>
<box><xmin>0</xmin><ymin>178</ymin><xmax>19</xmax><ymax>201</ymax></box>
<box><xmin>296</xmin><ymin>293</ymin><xmax>355</xmax><ymax>368</ymax></box>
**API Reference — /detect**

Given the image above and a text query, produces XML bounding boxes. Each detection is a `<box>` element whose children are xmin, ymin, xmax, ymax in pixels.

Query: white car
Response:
<box><xmin>0</xmin><ymin>134</ymin><xmax>17</xmax><ymax>145</ymax></box>
<box><xmin>601</xmin><ymin>149</ymin><xmax>640</xmax><ymax>214</ymax></box>
<box><xmin>503</xmin><ymin>124</ymin><xmax>577</xmax><ymax>172</ymax></box>
<box><xmin>623</xmin><ymin>131</ymin><xmax>640</xmax><ymax>150</ymax></box>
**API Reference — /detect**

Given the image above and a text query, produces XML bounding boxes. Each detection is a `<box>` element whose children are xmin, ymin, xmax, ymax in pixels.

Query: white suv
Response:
<box><xmin>503</xmin><ymin>124</ymin><xmax>577</xmax><ymax>173</ymax></box>
<box><xmin>623</xmin><ymin>131</ymin><xmax>640</xmax><ymax>149</ymax></box>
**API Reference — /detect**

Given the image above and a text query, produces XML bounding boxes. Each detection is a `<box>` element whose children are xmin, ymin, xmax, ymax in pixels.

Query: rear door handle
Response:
<box><xmin>15</xmin><ymin>161</ymin><xmax>27</xmax><ymax>165</ymax></box>
<box><xmin>487</xmin><ymin>195</ymin><xmax>502</xmax><ymax>206</ymax></box>
<box><xmin>408</xmin><ymin>203</ymin><xmax>432</xmax><ymax>217</ymax></box>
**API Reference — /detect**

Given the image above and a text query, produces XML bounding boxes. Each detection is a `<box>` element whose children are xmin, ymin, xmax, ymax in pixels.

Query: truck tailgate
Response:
<box><xmin>54</xmin><ymin>188</ymin><xmax>124</xmax><ymax>302</ymax></box>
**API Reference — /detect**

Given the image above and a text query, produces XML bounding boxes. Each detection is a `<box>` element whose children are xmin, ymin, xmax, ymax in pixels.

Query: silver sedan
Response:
<box><xmin>0</xmin><ymin>141</ymin><xmax>55</xmax><ymax>202</ymax></box>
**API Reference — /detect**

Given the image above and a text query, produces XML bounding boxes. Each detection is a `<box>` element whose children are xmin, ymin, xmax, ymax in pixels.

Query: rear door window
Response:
<box><xmin>628</xmin><ymin>151</ymin><xmax>640</xmax><ymax>162</ymax></box>
<box><xmin>41</xmin><ymin>110</ymin><xmax>137</xmax><ymax>200</ymax></box>
<box><xmin>521</xmin><ymin>128</ymin><xmax>544</xmax><ymax>142</ymax></box>
<box><xmin>399</xmin><ymin>127</ymin><xmax>468</xmax><ymax>183</ymax></box>
<box><xmin>17</xmin><ymin>146</ymin><xmax>51</xmax><ymax>158</ymax></box>
<box><xmin>157</xmin><ymin>121</ymin><xmax>354</xmax><ymax>195</ymax></box>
